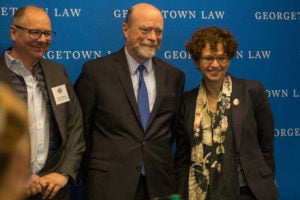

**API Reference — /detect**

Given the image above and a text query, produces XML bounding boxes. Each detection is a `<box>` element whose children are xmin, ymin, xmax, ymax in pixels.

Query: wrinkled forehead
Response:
<box><xmin>20</xmin><ymin>10</ymin><xmax>51</xmax><ymax>29</ymax></box>
<box><xmin>130</xmin><ymin>6</ymin><xmax>163</xmax><ymax>27</ymax></box>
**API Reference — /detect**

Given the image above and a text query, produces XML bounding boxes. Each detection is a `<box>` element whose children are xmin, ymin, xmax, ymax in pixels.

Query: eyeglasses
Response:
<box><xmin>200</xmin><ymin>56</ymin><xmax>229</xmax><ymax>64</ymax></box>
<box><xmin>13</xmin><ymin>25</ymin><xmax>56</xmax><ymax>40</ymax></box>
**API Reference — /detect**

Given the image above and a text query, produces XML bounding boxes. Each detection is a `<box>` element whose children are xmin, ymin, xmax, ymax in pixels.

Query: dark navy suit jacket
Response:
<box><xmin>75</xmin><ymin>48</ymin><xmax>185</xmax><ymax>200</ymax></box>
<box><xmin>175</xmin><ymin>76</ymin><xmax>279</xmax><ymax>200</ymax></box>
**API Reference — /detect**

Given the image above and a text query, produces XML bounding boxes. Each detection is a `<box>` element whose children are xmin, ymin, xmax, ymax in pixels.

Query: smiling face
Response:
<box><xmin>10</xmin><ymin>6</ymin><xmax>52</xmax><ymax>64</ymax></box>
<box><xmin>195</xmin><ymin>43</ymin><xmax>230</xmax><ymax>85</ymax></box>
<box><xmin>122</xmin><ymin>3</ymin><xmax>163</xmax><ymax>64</ymax></box>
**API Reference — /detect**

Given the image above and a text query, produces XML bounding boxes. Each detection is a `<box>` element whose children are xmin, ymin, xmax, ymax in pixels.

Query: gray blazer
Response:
<box><xmin>175</xmin><ymin>76</ymin><xmax>279</xmax><ymax>200</ymax></box>
<box><xmin>0</xmin><ymin>54</ymin><xmax>85</xmax><ymax>181</ymax></box>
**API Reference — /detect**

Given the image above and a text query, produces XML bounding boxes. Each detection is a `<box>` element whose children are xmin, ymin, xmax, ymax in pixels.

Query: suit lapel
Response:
<box><xmin>187</xmin><ymin>89</ymin><xmax>198</xmax><ymax>144</ymax></box>
<box><xmin>231</xmin><ymin>77</ymin><xmax>242</xmax><ymax>152</ymax></box>
<box><xmin>39</xmin><ymin>59</ymin><xmax>56</xmax><ymax>110</ymax></box>
<box><xmin>112</xmin><ymin>49</ymin><xmax>141</xmax><ymax>125</ymax></box>
<box><xmin>39</xmin><ymin>59</ymin><xmax>75</xmax><ymax>144</ymax></box>
<box><xmin>145</xmin><ymin>58</ymin><xmax>166</xmax><ymax>132</ymax></box>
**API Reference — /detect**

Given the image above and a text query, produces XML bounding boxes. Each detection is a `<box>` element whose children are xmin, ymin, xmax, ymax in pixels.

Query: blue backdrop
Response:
<box><xmin>1</xmin><ymin>1</ymin><xmax>299</xmax><ymax>199</ymax></box>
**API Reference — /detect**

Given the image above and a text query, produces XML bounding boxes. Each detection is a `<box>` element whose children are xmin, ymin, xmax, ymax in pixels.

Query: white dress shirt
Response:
<box><xmin>5</xmin><ymin>52</ymin><xmax>49</xmax><ymax>173</ymax></box>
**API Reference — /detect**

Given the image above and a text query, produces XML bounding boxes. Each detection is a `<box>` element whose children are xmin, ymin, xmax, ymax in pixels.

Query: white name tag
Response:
<box><xmin>51</xmin><ymin>84</ymin><xmax>70</xmax><ymax>105</ymax></box>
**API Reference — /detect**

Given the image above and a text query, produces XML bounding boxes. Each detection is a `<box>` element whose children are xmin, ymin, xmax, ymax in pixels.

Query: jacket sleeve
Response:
<box><xmin>174</xmin><ymin>93</ymin><xmax>192</xmax><ymax>200</ymax></box>
<box><xmin>251</xmin><ymin>82</ymin><xmax>276</xmax><ymax>173</ymax></box>
<box><xmin>56</xmin><ymin>67</ymin><xmax>86</xmax><ymax>180</ymax></box>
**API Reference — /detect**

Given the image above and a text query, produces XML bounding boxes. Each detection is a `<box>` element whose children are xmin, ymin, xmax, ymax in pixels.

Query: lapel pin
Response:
<box><xmin>233</xmin><ymin>98</ymin><xmax>239</xmax><ymax>106</ymax></box>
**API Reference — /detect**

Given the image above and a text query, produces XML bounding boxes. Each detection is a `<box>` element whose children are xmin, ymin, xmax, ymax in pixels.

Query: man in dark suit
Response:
<box><xmin>0</xmin><ymin>6</ymin><xmax>85</xmax><ymax>200</ymax></box>
<box><xmin>75</xmin><ymin>3</ymin><xmax>185</xmax><ymax>200</ymax></box>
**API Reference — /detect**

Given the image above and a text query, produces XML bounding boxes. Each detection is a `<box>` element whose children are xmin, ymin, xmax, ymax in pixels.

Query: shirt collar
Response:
<box><xmin>124</xmin><ymin>47</ymin><xmax>153</xmax><ymax>75</ymax></box>
<box><xmin>5</xmin><ymin>51</ymin><xmax>32</xmax><ymax>77</ymax></box>
<box><xmin>5</xmin><ymin>50</ymin><xmax>21</xmax><ymax>68</ymax></box>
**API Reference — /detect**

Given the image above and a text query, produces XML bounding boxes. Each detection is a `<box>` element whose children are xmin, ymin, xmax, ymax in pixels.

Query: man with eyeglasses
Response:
<box><xmin>0</xmin><ymin>5</ymin><xmax>85</xmax><ymax>200</ymax></box>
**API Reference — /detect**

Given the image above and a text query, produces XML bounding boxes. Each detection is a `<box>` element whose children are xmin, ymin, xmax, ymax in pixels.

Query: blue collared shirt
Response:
<box><xmin>124</xmin><ymin>48</ymin><xmax>156</xmax><ymax>112</ymax></box>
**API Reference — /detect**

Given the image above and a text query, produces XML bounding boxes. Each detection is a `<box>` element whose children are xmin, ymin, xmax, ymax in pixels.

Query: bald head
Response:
<box><xmin>12</xmin><ymin>6</ymin><xmax>50</xmax><ymax>26</ymax></box>
<box><xmin>125</xmin><ymin>3</ymin><xmax>163</xmax><ymax>26</ymax></box>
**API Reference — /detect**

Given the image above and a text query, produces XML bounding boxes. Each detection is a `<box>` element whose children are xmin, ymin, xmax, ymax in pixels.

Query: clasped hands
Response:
<box><xmin>25</xmin><ymin>172</ymin><xmax>69</xmax><ymax>199</ymax></box>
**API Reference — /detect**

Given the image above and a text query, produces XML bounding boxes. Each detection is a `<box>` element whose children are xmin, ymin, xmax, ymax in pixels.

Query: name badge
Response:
<box><xmin>51</xmin><ymin>84</ymin><xmax>70</xmax><ymax>105</ymax></box>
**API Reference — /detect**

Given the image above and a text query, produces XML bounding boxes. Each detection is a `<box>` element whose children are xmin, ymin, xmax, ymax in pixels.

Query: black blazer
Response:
<box><xmin>175</xmin><ymin>76</ymin><xmax>279</xmax><ymax>200</ymax></box>
<box><xmin>0</xmin><ymin>54</ymin><xmax>85</xmax><ymax>181</ymax></box>
<box><xmin>75</xmin><ymin>47</ymin><xmax>185</xmax><ymax>200</ymax></box>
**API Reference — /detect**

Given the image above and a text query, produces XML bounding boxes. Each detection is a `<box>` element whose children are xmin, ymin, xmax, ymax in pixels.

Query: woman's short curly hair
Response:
<box><xmin>186</xmin><ymin>26</ymin><xmax>238</xmax><ymax>61</ymax></box>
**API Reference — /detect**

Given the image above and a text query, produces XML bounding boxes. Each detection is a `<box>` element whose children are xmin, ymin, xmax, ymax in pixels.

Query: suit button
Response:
<box><xmin>142</xmin><ymin>140</ymin><xmax>146</xmax><ymax>144</ymax></box>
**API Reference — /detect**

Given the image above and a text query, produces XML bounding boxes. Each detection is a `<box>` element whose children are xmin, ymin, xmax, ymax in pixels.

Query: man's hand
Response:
<box><xmin>25</xmin><ymin>174</ymin><xmax>42</xmax><ymax>196</ymax></box>
<box><xmin>40</xmin><ymin>172</ymin><xmax>69</xmax><ymax>199</ymax></box>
